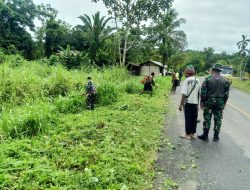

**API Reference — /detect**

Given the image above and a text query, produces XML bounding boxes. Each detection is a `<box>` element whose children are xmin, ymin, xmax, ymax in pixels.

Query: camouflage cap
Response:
<box><xmin>212</xmin><ymin>63</ymin><xmax>223</xmax><ymax>72</ymax></box>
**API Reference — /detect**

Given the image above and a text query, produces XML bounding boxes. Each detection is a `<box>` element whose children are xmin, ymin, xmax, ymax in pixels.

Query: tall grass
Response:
<box><xmin>0</xmin><ymin>103</ymin><xmax>56</xmax><ymax>138</ymax></box>
<box><xmin>0</xmin><ymin>56</ymin><xmax>133</xmax><ymax>138</ymax></box>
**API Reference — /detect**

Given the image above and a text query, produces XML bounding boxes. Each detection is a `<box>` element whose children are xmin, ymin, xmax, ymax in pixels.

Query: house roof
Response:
<box><xmin>141</xmin><ymin>60</ymin><xmax>167</xmax><ymax>68</ymax></box>
<box><xmin>127</xmin><ymin>62</ymin><xmax>140</xmax><ymax>67</ymax></box>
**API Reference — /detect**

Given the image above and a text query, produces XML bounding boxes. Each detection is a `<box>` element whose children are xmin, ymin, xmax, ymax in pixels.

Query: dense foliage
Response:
<box><xmin>1</xmin><ymin>0</ymin><xmax>249</xmax><ymax>76</ymax></box>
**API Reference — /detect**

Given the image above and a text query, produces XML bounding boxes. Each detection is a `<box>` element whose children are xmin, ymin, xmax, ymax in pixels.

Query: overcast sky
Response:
<box><xmin>33</xmin><ymin>0</ymin><xmax>250</xmax><ymax>54</ymax></box>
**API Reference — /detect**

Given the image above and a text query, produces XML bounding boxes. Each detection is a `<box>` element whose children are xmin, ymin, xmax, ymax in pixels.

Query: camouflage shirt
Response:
<box><xmin>201</xmin><ymin>74</ymin><xmax>231</xmax><ymax>103</ymax></box>
<box><xmin>85</xmin><ymin>80</ymin><xmax>96</xmax><ymax>94</ymax></box>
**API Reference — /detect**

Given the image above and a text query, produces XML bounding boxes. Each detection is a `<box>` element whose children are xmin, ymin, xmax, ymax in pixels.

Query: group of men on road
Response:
<box><xmin>179</xmin><ymin>63</ymin><xmax>231</xmax><ymax>142</ymax></box>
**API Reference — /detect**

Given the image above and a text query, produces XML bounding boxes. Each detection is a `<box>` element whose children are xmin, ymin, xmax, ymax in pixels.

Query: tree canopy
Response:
<box><xmin>0</xmin><ymin>0</ymin><xmax>249</xmax><ymax>75</ymax></box>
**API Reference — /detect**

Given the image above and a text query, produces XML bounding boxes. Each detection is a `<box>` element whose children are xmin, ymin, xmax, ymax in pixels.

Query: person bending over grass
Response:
<box><xmin>82</xmin><ymin>76</ymin><xmax>96</xmax><ymax>110</ymax></box>
<box><xmin>140</xmin><ymin>76</ymin><xmax>154</xmax><ymax>96</ymax></box>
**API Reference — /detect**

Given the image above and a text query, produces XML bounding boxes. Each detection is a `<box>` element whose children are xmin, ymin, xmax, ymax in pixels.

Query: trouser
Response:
<box><xmin>184</xmin><ymin>103</ymin><xmax>198</xmax><ymax>135</ymax></box>
<box><xmin>203</xmin><ymin>98</ymin><xmax>224</xmax><ymax>132</ymax></box>
<box><xmin>171</xmin><ymin>80</ymin><xmax>179</xmax><ymax>92</ymax></box>
<box><xmin>86</xmin><ymin>93</ymin><xmax>96</xmax><ymax>110</ymax></box>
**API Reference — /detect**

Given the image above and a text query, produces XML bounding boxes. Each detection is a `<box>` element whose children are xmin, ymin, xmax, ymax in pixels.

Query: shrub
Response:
<box><xmin>54</xmin><ymin>93</ymin><xmax>86</xmax><ymax>114</ymax></box>
<box><xmin>123</xmin><ymin>80</ymin><xmax>142</xmax><ymax>94</ymax></box>
<box><xmin>58</xmin><ymin>45</ymin><xmax>89</xmax><ymax>69</ymax></box>
<box><xmin>49</xmin><ymin>55</ymin><xmax>60</xmax><ymax>65</ymax></box>
<box><xmin>96</xmin><ymin>83</ymin><xmax>118</xmax><ymax>106</ymax></box>
<box><xmin>44</xmin><ymin>68</ymin><xmax>73</xmax><ymax>98</ymax></box>
<box><xmin>7</xmin><ymin>54</ymin><xmax>25</xmax><ymax>68</ymax></box>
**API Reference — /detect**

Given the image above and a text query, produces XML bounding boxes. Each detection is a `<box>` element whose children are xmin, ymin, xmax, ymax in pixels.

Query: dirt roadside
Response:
<box><xmin>153</xmin><ymin>90</ymin><xmax>201</xmax><ymax>190</ymax></box>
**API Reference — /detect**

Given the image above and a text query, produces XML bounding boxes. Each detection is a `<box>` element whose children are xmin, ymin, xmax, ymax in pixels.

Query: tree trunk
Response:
<box><xmin>122</xmin><ymin>31</ymin><xmax>129</xmax><ymax>66</ymax></box>
<box><xmin>242</xmin><ymin>61</ymin><xmax>247</xmax><ymax>79</ymax></box>
<box><xmin>114</xmin><ymin>17</ymin><xmax>122</xmax><ymax>65</ymax></box>
<box><xmin>240</xmin><ymin>59</ymin><xmax>245</xmax><ymax>79</ymax></box>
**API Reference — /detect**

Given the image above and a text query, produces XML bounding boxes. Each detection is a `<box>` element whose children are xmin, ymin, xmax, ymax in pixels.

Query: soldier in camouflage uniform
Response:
<box><xmin>84</xmin><ymin>77</ymin><xmax>96</xmax><ymax>110</ymax></box>
<box><xmin>198</xmin><ymin>63</ymin><xmax>231</xmax><ymax>142</ymax></box>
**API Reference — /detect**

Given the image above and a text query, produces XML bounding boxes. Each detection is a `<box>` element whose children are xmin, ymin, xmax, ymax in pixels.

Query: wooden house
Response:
<box><xmin>139</xmin><ymin>60</ymin><xmax>167</xmax><ymax>76</ymax></box>
<box><xmin>128</xmin><ymin>60</ymin><xmax>167</xmax><ymax>76</ymax></box>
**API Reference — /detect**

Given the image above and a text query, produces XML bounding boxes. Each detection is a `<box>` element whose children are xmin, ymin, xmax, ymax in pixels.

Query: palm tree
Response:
<box><xmin>237</xmin><ymin>35</ymin><xmax>250</xmax><ymax>78</ymax></box>
<box><xmin>78</xmin><ymin>12</ymin><xmax>113</xmax><ymax>65</ymax></box>
<box><xmin>150</xmin><ymin>8</ymin><xmax>187</xmax><ymax>71</ymax></box>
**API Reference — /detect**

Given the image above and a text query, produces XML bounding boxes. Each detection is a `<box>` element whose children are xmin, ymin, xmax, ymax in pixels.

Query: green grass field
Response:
<box><xmin>0</xmin><ymin>55</ymin><xmax>172</xmax><ymax>189</ymax></box>
<box><xmin>231</xmin><ymin>78</ymin><xmax>250</xmax><ymax>94</ymax></box>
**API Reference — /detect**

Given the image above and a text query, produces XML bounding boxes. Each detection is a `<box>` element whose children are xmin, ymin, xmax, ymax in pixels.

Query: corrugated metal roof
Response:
<box><xmin>128</xmin><ymin>63</ymin><xmax>140</xmax><ymax>67</ymax></box>
<box><xmin>141</xmin><ymin>60</ymin><xmax>167</xmax><ymax>68</ymax></box>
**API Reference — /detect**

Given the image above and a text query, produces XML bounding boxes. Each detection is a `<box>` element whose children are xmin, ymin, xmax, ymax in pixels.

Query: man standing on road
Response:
<box><xmin>179</xmin><ymin>65</ymin><xmax>201</xmax><ymax>140</ymax></box>
<box><xmin>198</xmin><ymin>63</ymin><xmax>231</xmax><ymax>142</ymax></box>
<box><xmin>171</xmin><ymin>70</ymin><xmax>180</xmax><ymax>94</ymax></box>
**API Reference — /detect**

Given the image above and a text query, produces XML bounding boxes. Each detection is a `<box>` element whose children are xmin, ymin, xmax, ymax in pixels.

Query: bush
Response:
<box><xmin>123</xmin><ymin>80</ymin><xmax>142</xmax><ymax>94</ymax></box>
<box><xmin>7</xmin><ymin>54</ymin><xmax>25</xmax><ymax>68</ymax></box>
<box><xmin>54</xmin><ymin>93</ymin><xmax>86</xmax><ymax>114</ymax></box>
<box><xmin>96</xmin><ymin>83</ymin><xmax>118</xmax><ymax>106</ymax></box>
<box><xmin>0</xmin><ymin>103</ymin><xmax>56</xmax><ymax>138</ymax></box>
<box><xmin>49</xmin><ymin>55</ymin><xmax>60</xmax><ymax>65</ymax></box>
<box><xmin>44</xmin><ymin>68</ymin><xmax>73</xmax><ymax>98</ymax></box>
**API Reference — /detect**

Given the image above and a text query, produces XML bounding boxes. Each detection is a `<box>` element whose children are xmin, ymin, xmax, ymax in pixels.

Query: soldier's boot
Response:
<box><xmin>213</xmin><ymin>131</ymin><xmax>220</xmax><ymax>142</ymax></box>
<box><xmin>198</xmin><ymin>128</ymin><xmax>209</xmax><ymax>141</ymax></box>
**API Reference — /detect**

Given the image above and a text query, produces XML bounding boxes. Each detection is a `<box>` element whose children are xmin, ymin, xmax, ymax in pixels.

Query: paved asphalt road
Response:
<box><xmin>154</xmin><ymin>80</ymin><xmax>250</xmax><ymax>190</ymax></box>
<box><xmin>192</xmin><ymin>84</ymin><xmax>250</xmax><ymax>190</ymax></box>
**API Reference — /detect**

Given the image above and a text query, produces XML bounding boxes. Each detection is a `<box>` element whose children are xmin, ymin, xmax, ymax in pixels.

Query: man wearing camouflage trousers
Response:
<box><xmin>85</xmin><ymin>76</ymin><xmax>96</xmax><ymax>110</ymax></box>
<box><xmin>198</xmin><ymin>63</ymin><xmax>231</xmax><ymax>142</ymax></box>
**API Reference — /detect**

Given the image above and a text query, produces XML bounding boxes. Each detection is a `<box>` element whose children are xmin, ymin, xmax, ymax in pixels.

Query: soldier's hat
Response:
<box><xmin>211</xmin><ymin>63</ymin><xmax>223</xmax><ymax>72</ymax></box>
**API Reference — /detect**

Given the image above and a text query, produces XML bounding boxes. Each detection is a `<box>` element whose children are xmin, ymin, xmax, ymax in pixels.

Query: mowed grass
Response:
<box><xmin>0</xmin><ymin>55</ymin><xmax>172</xmax><ymax>189</ymax></box>
<box><xmin>231</xmin><ymin>78</ymin><xmax>250</xmax><ymax>94</ymax></box>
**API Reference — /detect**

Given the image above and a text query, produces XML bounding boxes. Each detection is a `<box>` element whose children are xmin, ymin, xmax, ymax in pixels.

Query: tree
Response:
<box><xmin>33</xmin><ymin>3</ymin><xmax>58</xmax><ymax>59</ymax></box>
<box><xmin>202</xmin><ymin>47</ymin><xmax>217</xmax><ymax>71</ymax></box>
<box><xmin>92</xmin><ymin>0</ymin><xmax>174</xmax><ymax>65</ymax></box>
<box><xmin>78</xmin><ymin>11</ymin><xmax>113</xmax><ymax>66</ymax></box>
<box><xmin>149</xmin><ymin>8</ymin><xmax>187</xmax><ymax>71</ymax></box>
<box><xmin>58</xmin><ymin>45</ymin><xmax>89</xmax><ymax>69</ymax></box>
<box><xmin>44</xmin><ymin>19</ymin><xmax>71</xmax><ymax>58</ymax></box>
<box><xmin>237</xmin><ymin>35</ymin><xmax>250</xmax><ymax>78</ymax></box>
<box><xmin>70</xmin><ymin>25</ymin><xmax>89</xmax><ymax>52</ymax></box>
<box><xmin>34</xmin><ymin>26</ymin><xmax>45</xmax><ymax>58</ymax></box>
<box><xmin>0</xmin><ymin>0</ymin><xmax>37</xmax><ymax>59</ymax></box>
<box><xmin>184</xmin><ymin>50</ymin><xmax>205</xmax><ymax>73</ymax></box>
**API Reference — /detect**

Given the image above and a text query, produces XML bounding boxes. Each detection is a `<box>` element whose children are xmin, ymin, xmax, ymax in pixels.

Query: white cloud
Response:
<box><xmin>173</xmin><ymin>0</ymin><xmax>250</xmax><ymax>53</ymax></box>
<box><xmin>33</xmin><ymin>0</ymin><xmax>108</xmax><ymax>26</ymax></box>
